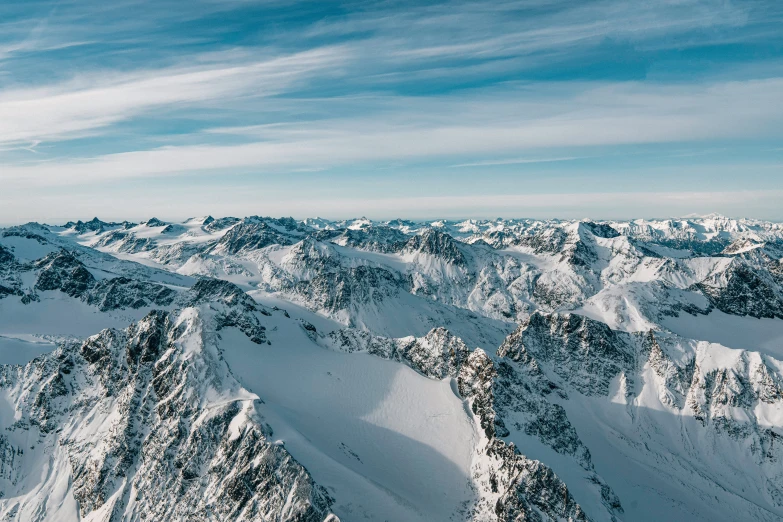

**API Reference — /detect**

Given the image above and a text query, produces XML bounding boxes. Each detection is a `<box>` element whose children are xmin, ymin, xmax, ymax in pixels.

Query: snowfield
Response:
<box><xmin>222</xmin><ymin>322</ymin><xmax>477</xmax><ymax>522</ymax></box>
<box><xmin>662</xmin><ymin>310</ymin><xmax>783</xmax><ymax>357</ymax></box>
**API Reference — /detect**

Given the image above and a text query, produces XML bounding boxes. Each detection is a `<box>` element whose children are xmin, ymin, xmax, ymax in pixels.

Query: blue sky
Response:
<box><xmin>0</xmin><ymin>0</ymin><xmax>782</xmax><ymax>223</ymax></box>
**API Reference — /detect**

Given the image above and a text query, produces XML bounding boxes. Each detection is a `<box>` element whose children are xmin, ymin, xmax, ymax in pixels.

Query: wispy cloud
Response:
<box><xmin>451</xmin><ymin>156</ymin><xmax>584</xmax><ymax>168</ymax></box>
<box><xmin>0</xmin><ymin>46</ymin><xmax>349</xmax><ymax>147</ymax></box>
<box><xmin>2</xmin><ymin>76</ymin><xmax>781</xmax><ymax>185</ymax></box>
<box><xmin>301</xmin><ymin>0</ymin><xmax>764</xmax><ymax>73</ymax></box>
<box><xmin>0</xmin><ymin>0</ymin><xmax>781</xmax><ymax>222</ymax></box>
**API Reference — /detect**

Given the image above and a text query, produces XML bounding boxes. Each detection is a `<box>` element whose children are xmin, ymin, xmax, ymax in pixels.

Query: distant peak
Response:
<box><xmin>681</xmin><ymin>212</ymin><xmax>728</xmax><ymax>220</ymax></box>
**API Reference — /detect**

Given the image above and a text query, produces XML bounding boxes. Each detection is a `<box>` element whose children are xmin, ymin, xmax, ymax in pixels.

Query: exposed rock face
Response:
<box><xmin>64</xmin><ymin>217</ymin><xmax>120</xmax><ymax>234</ymax></box>
<box><xmin>180</xmin><ymin>278</ymin><xmax>271</xmax><ymax>343</ymax></box>
<box><xmin>204</xmin><ymin>216</ymin><xmax>240</xmax><ymax>233</ymax></box>
<box><xmin>723</xmin><ymin>238</ymin><xmax>763</xmax><ymax>255</ymax></box>
<box><xmin>696</xmin><ymin>261</ymin><xmax>783</xmax><ymax>318</ymax></box>
<box><xmin>491</xmin><ymin>358</ymin><xmax>593</xmax><ymax>469</ymax></box>
<box><xmin>326</xmin><ymin>327</ymin><xmax>618</xmax><ymax>521</ymax></box>
<box><xmin>499</xmin><ymin>313</ymin><xmax>635</xmax><ymax>396</ymax></box>
<box><xmin>216</xmin><ymin>221</ymin><xmax>291</xmax><ymax>254</ymax></box>
<box><xmin>640</xmin><ymin>330</ymin><xmax>696</xmax><ymax>409</ymax></box>
<box><xmin>457</xmin><ymin>350</ymin><xmax>594</xmax><ymax>522</ymax></box>
<box><xmin>326</xmin><ymin>326</ymin><xmax>470</xmax><ymax>379</ymax></box>
<box><xmin>331</xmin><ymin>225</ymin><xmax>408</xmax><ymax>253</ymax></box>
<box><xmin>0</xmin><ymin>246</ymin><xmax>22</xmax><ymax>300</ymax></box>
<box><xmin>213</xmin><ymin>217</ymin><xmax>310</xmax><ymax>255</ymax></box>
<box><xmin>404</xmin><ymin>228</ymin><xmax>469</xmax><ymax>266</ymax></box>
<box><xmin>185</xmin><ymin>277</ymin><xmax>261</xmax><ymax>310</ymax></box>
<box><xmin>85</xmin><ymin>276</ymin><xmax>178</xmax><ymax>311</ymax></box>
<box><xmin>1</xmin><ymin>224</ymin><xmax>50</xmax><ymax>244</ymax></box>
<box><xmin>0</xmin><ymin>284</ymin><xmax>21</xmax><ymax>299</ymax></box>
<box><xmin>94</xmin><ymin>230</ymin><xmax>156</xmax><ymax>253</ymax></box>
<box><xmin>0</xmin><ymin>307</ymin><xmax>336</xmax><ymax>522</ymax></box>
<box><xmin>458</xmin><ymin>349</ymin><xmax>505</xmax><ymax>440</ymax></box>
<box><xmin>0</xmin><ymin>245</ymin><xmax>15</xmax><ymax>266</ymax></box>
<box><xmin>513</xmin><ymin>225</ymin><xmax>570</xmax><ymax>255</ymax></box>
<box><xmin>32</xmin><ymin>251</ymin><xmax>179</xmax><ymax>310</ymax></box>
<box><xmin>683</xmin><ymin>344</ymin><xmax>783</xmax><ymax>452</ymax></box>
<box><xmin>294</xmin><ymin>265</ymin><xmax>404</xmax><ymax>319</ymax></box>
<box><xmin>580</xmin><ymin>222</ymin><xmax>621</xmax><ymax>240</ymax></box>
<box><xmin>35</xmin><ymin>251</ymin><xmax>96</xmax><ymax>297</ymax></box>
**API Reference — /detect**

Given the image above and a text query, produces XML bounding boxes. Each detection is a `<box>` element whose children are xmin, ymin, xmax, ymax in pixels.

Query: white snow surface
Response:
<box><xmin>662</xmin><ymin>310</ymin><xmax>783</xmax><ymax>358</ymax></box>
<box><xmin>221</xmin><ymin>318</ymin><xmax>477</xmax><ymax>522</ymax></box>
<box><xmin>0</xmin><ymin>334</ymin><xmax>54</xmax><ymax>365</ymax></box>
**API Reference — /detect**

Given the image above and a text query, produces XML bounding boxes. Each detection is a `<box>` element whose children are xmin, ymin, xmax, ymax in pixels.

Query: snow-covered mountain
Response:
<box><xmin>1</xmin><ymin>213</ymin><xmax>782</xmax><ymax>521</ymax></box>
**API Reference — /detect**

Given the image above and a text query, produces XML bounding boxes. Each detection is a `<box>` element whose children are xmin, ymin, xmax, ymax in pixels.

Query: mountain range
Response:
<box><xmin>0</xmin><ymin>213</ymin><xmax>782</xmax><ymax>521</ymax></box>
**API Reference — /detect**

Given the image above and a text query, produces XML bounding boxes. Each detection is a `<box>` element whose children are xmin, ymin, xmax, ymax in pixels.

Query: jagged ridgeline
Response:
<box><xmin>0</xmin><ymin>214</ymin><xmax>782</xmax><ymax>521</ymax></box>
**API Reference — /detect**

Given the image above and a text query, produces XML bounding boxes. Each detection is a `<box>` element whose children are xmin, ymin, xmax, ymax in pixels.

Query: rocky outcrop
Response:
<box><xmin>212</xmin><ymin>218</ymin><xmax>310</xmax><ymax>255</ymax></box>
<box><xmin>696</xmin><ymin>261</ymin><xmax>783</xmax><ymax>319</ymax></box>
<box><xmin>332</xmin><ymin>226</ymin><xmax>408</xmax><ymax>253</ymax></box>
<box><xmin>214</xmin><ymin>221</ymin><xmax>290</xmax><ymax>254</ymax></box>
<box><xmin>499</xmin><ymin>313</ymin><xmax>635</xmax><ymax>396</ymax></box>
<box><xmin>145</xmin><ymin>217</ymin><xmax>166</xmax><ymax>227</ymax></box>
<box><xmin>181</xmin><ymin>278</ymin><xmax>271</xmax><ymax>343</ymax></box>
<box><xmin>292</xmin><ymin>265</ymin><xmax>405</xmax><ymax>318</ymax></box>
<box><xmin>94</xmin><ymin>230</ymin><xmax>156</xmax><ymax>253</ymax></box>
<box><xmin>0</xmin><ymin>307</ymin><xmax>336</xmax><ymax>522</ymax></box>
<box><xmin>32</xmin><ymin>251</ymin><xmax>180</xmax><ymax>311</ymax></box>
<box><xmin>0</xmin><ymin>245</ymin><xmax>15</xmax><ymax>266</ymax></box>
<box><xmin>0</xmin><ymin>246</ymin><xmax>22</xmax><ymax>300</ymax></box>
<box><xmin>326</xmin><ymin>327</ymin><xmax>619</xmax><ymax>521</ymax></box>
<box><xmin>404</xmin><ymin>228</ymin><xmax>468</xmax><ymax>266</ymax></box>
<box><xmin>35</xmin><ymin>251</ymin><xmax>96</xmax><ymax>297</ymax></box>
<box><xmin>85</xmin><ymin>276</ymin><xmax>178</xmax><ymax>311</ymax></box>
<box><xmin>458</xmin><ymin>350</ymin><xmax>600</xmax><ymax>522</ymax></box>
<box><xmin>64</xmin><ymin>217</ymin><xmax>122</xmax><ymax>234</ymax></box>
<box><xmin>1</xmin><ymin>224</ymin><xmax>50</xmax><ymax>244</ymax></box>
<box><xmin>204</xmin><ymin>216</ymin><xmax>240</xmax><ymax>232</ymax></box>
<box><xmin>326</xmin><ymin>326</ymin><xmax>470</xmax><ymax>379</ymax></box>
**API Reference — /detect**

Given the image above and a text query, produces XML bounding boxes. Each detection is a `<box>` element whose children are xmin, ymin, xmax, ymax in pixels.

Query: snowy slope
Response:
<box><xmin>222</xmin><ymin>322</ymin><xmax>477</xmax><ymax>522</ymax></box>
